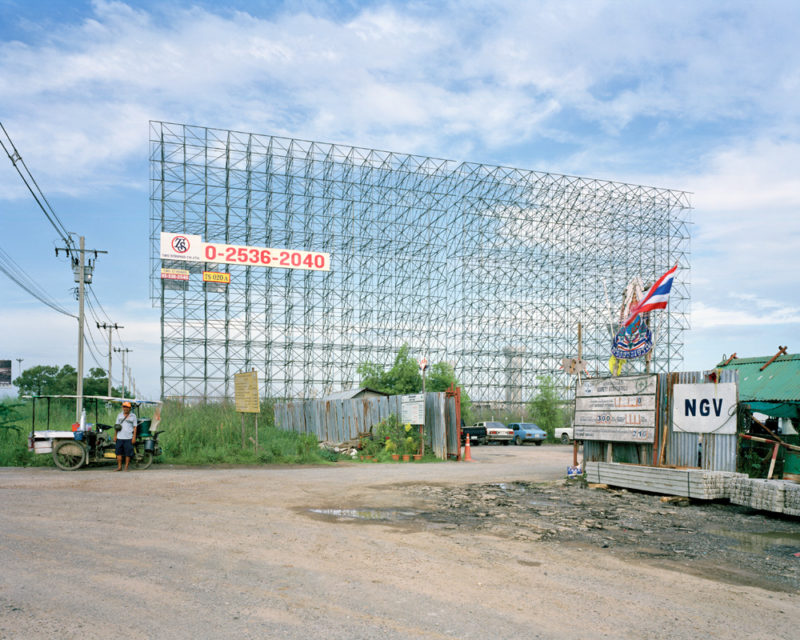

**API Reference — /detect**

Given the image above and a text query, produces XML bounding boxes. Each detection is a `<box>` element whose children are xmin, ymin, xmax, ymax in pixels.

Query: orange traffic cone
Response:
<box><xmin>463</xmin><ymin>434</ymin><xmax>473</xmax><ymax>462</ymax></box>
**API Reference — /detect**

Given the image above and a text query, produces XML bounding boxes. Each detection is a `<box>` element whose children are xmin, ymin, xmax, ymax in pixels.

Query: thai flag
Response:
<box><xmin>623</xmin><ymin>264</ymin><xmax>678</xmax><ymax>327</ymax></box>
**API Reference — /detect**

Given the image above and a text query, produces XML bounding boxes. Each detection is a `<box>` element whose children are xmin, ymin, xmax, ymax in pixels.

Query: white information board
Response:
<box><xmin>574</xmin><ymin>375</ymin><xmax>657</xmax><ymax>443</ymax></box>
<box><xmin>671</xmin><ymin>383</ymin><xmax>737</xmax><ymax>434</ymax></box>
<box><xmin>401</xmin><ymin>394</ymin><xmax>425</xmax><ymax>425</ymax></box>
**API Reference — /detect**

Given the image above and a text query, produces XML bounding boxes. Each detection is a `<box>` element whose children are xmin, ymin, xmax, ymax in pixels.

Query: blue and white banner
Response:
<box><xmin>611</xmin><ymin>314</ymin><xmax>653</xmax><ymax>359</ymax></box>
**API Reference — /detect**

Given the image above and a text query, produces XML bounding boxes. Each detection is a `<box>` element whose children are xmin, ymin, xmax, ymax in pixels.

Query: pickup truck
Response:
<box><xmin>474</xmin><ymin>421</ymin><xmax>514</xmax><ymax>445</ymax></box>
<box><xmin>460</xmin><ymin>424</ymin><xmax>487</xmax><ymax>446</ymax></box>
<box><xmin>554</xmin><ymin>424</ymin><xmax>574</xmax><ymax>444</ymax></box>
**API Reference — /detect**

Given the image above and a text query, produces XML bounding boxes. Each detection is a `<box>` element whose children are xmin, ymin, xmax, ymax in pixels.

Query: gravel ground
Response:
<box><xmin>402</xmin><ymin>480</ymin><xmax>800</xmax><ymax>592</ymax></box>
<box><xmin>1</xmin><ymin>445</ymin><xmax>799</xmax><ymax>639</ymax></box>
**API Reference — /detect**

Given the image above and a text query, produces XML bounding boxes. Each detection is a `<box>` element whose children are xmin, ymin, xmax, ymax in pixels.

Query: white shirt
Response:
<box><xmin>115</xmin><ymin>411</ymin><xmax>138</xmax><ymax>439</ymax></box>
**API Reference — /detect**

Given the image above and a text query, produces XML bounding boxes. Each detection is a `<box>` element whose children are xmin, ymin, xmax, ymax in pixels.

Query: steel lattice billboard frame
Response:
<box><xmin>150</xmin><ymin>121</ymin><xmax>691</xmax><ymax>406</ymax></box>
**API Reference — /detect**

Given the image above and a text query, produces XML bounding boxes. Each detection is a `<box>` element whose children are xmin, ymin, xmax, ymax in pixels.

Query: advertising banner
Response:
<box><xmin>203</xmin><ymin>271</ymin><xmax>231</xmax><ymax>284</ymax></box>
<box><xmin>160</xmin><ymin>232</ymin><xmax>330</xmax><ymax>272</ymax></box>
<box><xmin>0</xmin><ymin>360</ymin><xmax>11</xmax><ymax>387</ymax></box>
<box><xmin>160</xmin><ymin>233</ymin><xmax>203</xmax><ymax>262</ymax></box>
<box><xmin>160</xmin><ymin>268</ymin><xmax>190</xmax><ymax>281</ymax></box>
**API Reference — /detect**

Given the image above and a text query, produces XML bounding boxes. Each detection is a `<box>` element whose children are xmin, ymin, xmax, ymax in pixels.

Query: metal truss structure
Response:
<box><xmin>150</xmin><ymin>121</ymin><xmax>692</xmax><ymax>406</ymax></box>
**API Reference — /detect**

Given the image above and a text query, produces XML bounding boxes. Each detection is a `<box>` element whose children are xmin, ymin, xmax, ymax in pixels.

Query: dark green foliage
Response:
<box><xmin>358</xmin><ymin>345</ymin><xmax>472</xmax><ymax>422</ymax></box>
<box><xmin>13</xmin><ymin>364</ymin><xmax>117</xmax><ymax>398</ymax></box>
<box><xmin>358</xmin><ymin>344</ymin><xmax>421</xmax><ymax>395</ymax></box>
<box><xmin>526</xmin><ymin>375</ymin><xmax>568</xmax><ymax>439</ymax></box>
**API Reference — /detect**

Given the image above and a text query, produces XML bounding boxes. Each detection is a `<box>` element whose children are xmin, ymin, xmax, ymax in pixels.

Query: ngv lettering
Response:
<box><xmin>684</xmin><ymin>399</ymin><xmax>723</xmax><ymax>417</ymax></box>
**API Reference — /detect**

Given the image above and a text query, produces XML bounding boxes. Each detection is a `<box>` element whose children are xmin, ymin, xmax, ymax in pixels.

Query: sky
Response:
<box><xmin>1</xmin><ymin>0</ymin><xmax>799</xmax><ymax>400</ymax></box>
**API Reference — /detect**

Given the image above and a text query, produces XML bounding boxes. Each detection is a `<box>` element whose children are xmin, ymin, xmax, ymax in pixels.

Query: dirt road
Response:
<box><xmin>1</xmin><ymin>445</ymin><xmax>798</xmax><ymax>639</ymax></box>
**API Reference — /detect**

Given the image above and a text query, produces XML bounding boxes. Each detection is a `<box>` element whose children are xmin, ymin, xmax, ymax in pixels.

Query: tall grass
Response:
<box><xmin>159</xmin><ymin>400</ymin><xmax>330</xmax><ymax>464</ymax></box>
<box><xmin>0</xmin><ymin>398</ymin><xmax>334</xmax><ymax>467</ymax></box>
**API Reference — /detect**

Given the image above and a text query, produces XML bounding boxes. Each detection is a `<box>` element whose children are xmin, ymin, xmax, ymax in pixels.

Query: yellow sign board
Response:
<box><xmin>203</xmin><ymin>271</ymin><xmax>231</xmax><ymax>284</ymax></box>
<box><xmin>234</xmin><ymin>371</ymin><xmax>260</xmax><ymax>413</ymax></box>
<box><xmin>160</xmin><ymin>268</ymin><xmax>190</xmax><ymax>281</ymax></box>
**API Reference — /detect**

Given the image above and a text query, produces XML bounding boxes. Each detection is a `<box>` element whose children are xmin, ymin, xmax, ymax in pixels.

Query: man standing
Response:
<box><xmin>114</xmin><ymin>401</ymin><xmax>138</xmax><ymax>471</ymax></box>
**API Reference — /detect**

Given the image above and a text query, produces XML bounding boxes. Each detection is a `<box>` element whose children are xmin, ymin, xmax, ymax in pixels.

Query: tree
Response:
<box><xmin>13</xmin><ymin>365</ymin><xmax>61</xmax><ymax>396</ymax></box>
<box><xmin>357</xmin><ymin>344</ymin><xmax>421</xmax><ymax>395</ymax></box>
<box><xmin>526</xmin><ymin>375</ymin><xmax>567</xmax><ymax>439</ymax></box>
<box><xmin>425</xmin><ymin>361</ymin><xmax>473</xmax><ymax>424</ymax></box>
<box><xmin>13</xmin><ymin>365</ymin><xmax>112</xmax><ymax>397</ymax></box>
<box><xmin>84</xmin><ymin>368</ymin><xmax>112</xmax><ymax>396</ymax></box>
<box><xmin>358</xmin><ymin>346</ymin><xmax>472</xmax><ymax>421</ymax></box>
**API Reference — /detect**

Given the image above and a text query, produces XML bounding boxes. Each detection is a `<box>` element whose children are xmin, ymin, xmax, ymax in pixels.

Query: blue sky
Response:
<box><xmin>2</xmin><ymin>0</ymin><xmax>799</xmax><ymax>399</ymax></box>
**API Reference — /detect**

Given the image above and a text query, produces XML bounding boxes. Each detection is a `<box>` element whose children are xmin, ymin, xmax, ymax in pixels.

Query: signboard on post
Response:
<box><xmin>0</xmin><ymin>360</ymin><xmax>11</xmax><ymax>387</ymax></box>
<box><xmin>672</xmin><ymin>383</ymin><xmax>737</xmax><ymax>434</ymax></box>
<box><xmin>234</xmin><ymin>370</ymin><xmax>260</xmax><ymax>451</ymax></box>
<box><xmin>234</xmin><ymin>371</ymin><xmax>260</xmax><ymax>413</ymax></box>
<box><xmin>401</xmin><ymin>394</ymin><xmax>425</xmax><ymax>425</ymax></box>
<box><xmin>574</xmin><ymin>375</ymin><xmax>658</xmax><ymax>443</ymax></box>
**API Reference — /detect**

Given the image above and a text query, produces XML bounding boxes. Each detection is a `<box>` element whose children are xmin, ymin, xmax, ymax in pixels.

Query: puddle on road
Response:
<box><xmin>711</xmin><ymin>529</ymin><xmax>800</xmax><ymax>553</ymax></box>
<box><xmin>308</xmin><ymin>508</ymin><xmax>419</xmax><ymax>522</ymax></box>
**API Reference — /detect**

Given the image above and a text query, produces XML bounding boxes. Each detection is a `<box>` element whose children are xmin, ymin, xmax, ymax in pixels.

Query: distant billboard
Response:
<box><xmin>0</xmin><ymin>360</ymin><xmax>11</xmax><ymax>387</ymax></box>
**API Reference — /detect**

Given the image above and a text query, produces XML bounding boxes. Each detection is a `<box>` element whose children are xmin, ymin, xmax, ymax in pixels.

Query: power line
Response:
<box><xmin>82</xmin><ymin>318</ymin><xmax>106</xmax><ymax>369</ymax></box>
<box><xmin>88</xmin><ymin>288</ymin><xmax>129</xmax><ymax>350</ymax></box>
<box><xmin>0</xmin><ymin>245</ymin><xmax>77</xmax><ymax>318</ymax></box>
<box><xmin>0</xmin><ymin>121</ymin><xmax>74</xmax><ymax>249</ymax></box>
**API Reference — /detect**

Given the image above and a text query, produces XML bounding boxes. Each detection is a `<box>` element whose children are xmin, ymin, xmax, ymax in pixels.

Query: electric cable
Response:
<box><xmin>0</xmin><ymin>121</ymin><xmax>74</xmax><ymax>248</ymax></box>
<box><xmin>0</xmin><ymin>245</ymin><xmax>77</xmax><ymax>318</ymax></box>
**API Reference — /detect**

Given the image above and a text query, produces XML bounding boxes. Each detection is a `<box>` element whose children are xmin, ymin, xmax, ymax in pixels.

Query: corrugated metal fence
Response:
<box><xmin>584</xmin><ymin>370</ymin><xmax>740</xmax><ymax>471</ymax></box>
<box><xmin>274</xmin><ymin>392</ymin><xmax>455</xmax><ymax>459</ymax></box>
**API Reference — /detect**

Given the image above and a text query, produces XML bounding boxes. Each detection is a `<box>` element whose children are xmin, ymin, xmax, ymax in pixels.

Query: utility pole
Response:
<box><xmin>114</xmin><ymin>347</ymin><xmax>132</xmax><ymax>398</ymax></box>
<box><xmin>56</xmin><ymin>237</ymin><xmax>107</xmax><ymax>421</ymax></box>
<box><xmin>15</xmin><ymin>358</ymin><xmax>23</xmax><ymax>377</ymax></box>
<box><xmin>97</xmin><ymin>322</ymin><xmax>123</xmax><ymax>397</ymax></box>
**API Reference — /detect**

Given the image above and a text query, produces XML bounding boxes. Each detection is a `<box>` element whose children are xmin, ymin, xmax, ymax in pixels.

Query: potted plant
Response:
<box><xmin>402</xmin><ymin>423</ymin><xmax>421</xmax><ymax>461</ymax></box>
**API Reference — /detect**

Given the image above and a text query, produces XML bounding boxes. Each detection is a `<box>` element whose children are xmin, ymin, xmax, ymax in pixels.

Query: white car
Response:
<box><xmin>554</xmin><ymin>425</ymin><xmax>574</xmax><ymax>444</ymax></box>
<box><xmin>474</xmin><ymin>421</ymin><xmax>514</xmax><ymax>445</ymax></box>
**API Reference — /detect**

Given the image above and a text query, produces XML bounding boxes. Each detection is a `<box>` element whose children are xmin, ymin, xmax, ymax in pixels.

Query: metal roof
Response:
<box><xmin>717</xmin><ymin>353</ymin><xmax>800</xmax><ymax>403</ymax></box>
<box><xmin>321</xmin><ymin>387</ymin><xmax>389</xmax><ymax>401</ymax></box>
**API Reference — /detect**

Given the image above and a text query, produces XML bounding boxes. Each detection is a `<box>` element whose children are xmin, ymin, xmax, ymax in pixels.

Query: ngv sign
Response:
<box><xmin>672</xmin><ymin>382</ymin><xmax>737</xmax><ymax>434</ymax></box>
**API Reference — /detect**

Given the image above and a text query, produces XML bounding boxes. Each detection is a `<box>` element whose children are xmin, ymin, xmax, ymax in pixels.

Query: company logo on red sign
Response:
<box><xmin>171</xmin><ymin>235</ymin><xmax>191</xmax><ymax>254</ymax></box>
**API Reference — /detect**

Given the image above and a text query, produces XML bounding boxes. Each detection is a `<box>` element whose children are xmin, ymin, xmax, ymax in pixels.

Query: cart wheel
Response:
<box><xmin>131</xmin><ymin>448</ymin><xmax>153</xmax><ymax>470</ymax></box>
<box><xmin>52</xmin><ymin>440</ymin><xmax>86</xmax><ymax>471</ymax></box>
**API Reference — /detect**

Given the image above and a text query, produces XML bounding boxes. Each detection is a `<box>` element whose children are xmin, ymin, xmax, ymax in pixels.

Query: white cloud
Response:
<box><xmin>2</xmin><ymin>1</ymin><xmax>798</xmax><ymax>197</ymax></box>
<box><xmin>3</xmin><ymin>0</ymin><xmax>800</xmax><ymax>389</ymax></box>
<box><xmin>691</xmin><ymin>299</ymin><xmax>800</xmax><ymax>330</ymax></box>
